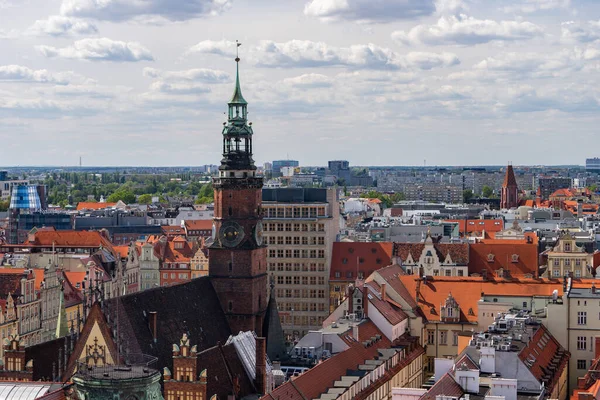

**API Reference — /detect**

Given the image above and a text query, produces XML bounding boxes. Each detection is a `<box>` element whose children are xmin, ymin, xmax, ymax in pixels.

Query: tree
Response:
<box><xmin>463</xmin><ymin>189</ymin><xmax>474</xmax><ymax>203</ymax></box>
<box><xmin>198</xmin><ymin>182</ymin><xmax>213</xmax><ymax>199</ymax></box>
<box><xmin>588</xmin><ymin>184</ymin><xmax>598</xmax><ymax>193</ymax></box>
<box><xmin>107</xmin><ymin>188</ymin><xmax>136</xmax><ymax>203</ymax></box>
<box><xmin>482</xmin><ymin>185</ymin><xmax>494</xmax><ymax>198</ymax></box>
<box><xmin>0</xmin><ymin>200</ymin><xmax>9</xmax><ymax>212</ymax></box>
<box><xmin>138</xmin><ymin>194</ymin><xmax>153</xmax><ymax>204</ymax></box>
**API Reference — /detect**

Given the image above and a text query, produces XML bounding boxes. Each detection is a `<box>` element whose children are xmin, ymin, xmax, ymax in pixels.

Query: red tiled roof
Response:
<box><xmin>163</xmin><ymin>239</ymin><xmax>194</xmax><ymax>264</ymax></box>
<box><xmin>330</xmin><ymin>242</ymin><xmax>393</xmax><ymax>280</ymax></box>
<box><xmin>161</xmin><ymin>225</ymin><xmax>186</xmax><ymax>237</ymax></box>
<box><xmin>469</xmin><ymin>241</ymin><xmax>538</xmax><ymax>277</ymax></box>
<box><xmin>393</xmin><ymin>242</ymin><xmax>469</xmax><ymax>265</ymax></box>
<box><xmin>421</xmin><ymin>372</ymin><xmax>464</xmax><ymax>400</ymax></box>
<box><xmin>24</xmin><ymin>230</ymin><xmax>113</xmax><ymax>249</ymax></box>
<box><xmin>445</xmin><ymin>219</ymin><xmax>504</xmax><ymax>234</ymax></box>
<box><xmin>267</xmin><ymin>320</ymin><xmax>392</xmax><ymax>400</ymax></box>
<box><xmin>518</xmin><ymin>324</ymin><xmax>569</xmax><ymax>393</ymax></box>
<box><xmin>76</xmin><ymin>202</ymin><xmax>117</xmax><ymax>211</ymax></box>
<box><xmin>184</xmin><ymin>220</ymin><xmax>212</xmax><ymax>231</ymax></box>
<box><xmin>0</xmin><ymin>268</ymin><xmax>44</xmax><ymax>291</ymax></box>
<box><xmin>502</xmin><ymin>165</ymin><xmax>518</xmax><ymax>188</ymax></box>
<box><xmin>362</xmin><ymin>282</ymin><xmax>408</xmax><ymax>326</ymax></box>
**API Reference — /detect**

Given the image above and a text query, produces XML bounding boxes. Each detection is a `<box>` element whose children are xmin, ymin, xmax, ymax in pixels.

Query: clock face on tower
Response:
<box><xmin>219</xmin><ymin>221</ymin><xmax>245</xmax><ymax>248</ymax></box>
<box><xmin>254</xmin><ymin>221</ymin><xmax>264</xmax><ymax>246</ymax></box>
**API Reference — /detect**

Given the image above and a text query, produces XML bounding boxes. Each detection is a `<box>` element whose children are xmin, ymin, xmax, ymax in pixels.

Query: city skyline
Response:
<box><xmin>1</xmin><ymin>0</ymin><xmax>600</xmax><ymax>166</ymax></box>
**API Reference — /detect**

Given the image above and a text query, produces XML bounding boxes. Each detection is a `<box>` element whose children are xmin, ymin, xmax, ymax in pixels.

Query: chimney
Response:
<box><xmin>381</xmin><ymin>283</ymin><xmax>387</xmax><ymax>303</ymax></box>
<box><xmin>149</xmin><ymin>311</ymin><xmax>158</xmax><ymax>343</ymax></box>
<box><xmin>353</xmin><ymin>324</ymin><xmax>360</xmax><ymax>342</ymax></box>
<box><xmin>255</xmin><ymin>337</ymin><xmax>267</xmax><ymax>395</ymax></box>
<box><xmin>416</xmin><ymin>279</ymin><xmax>421</xmax><ymax>305</ymax></box>
<box><xmin>347</xmin><ymin>285</ymin><xmax>354</xmax><ymax>314</ymax></box>
<box><xmin>362</xmin><ymin>286</ymin><xmax>369</xmax><ymax>318</ymax></box>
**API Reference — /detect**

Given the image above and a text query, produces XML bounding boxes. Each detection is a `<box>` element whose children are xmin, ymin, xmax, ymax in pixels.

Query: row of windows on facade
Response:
<box><xmin>267</xmin><ymin>235</ymin><xmax>325</xmax><ymax>246</ymax></box>
<box><xmin>275</xmin><ymin>276</ymin><xmax>326</xmax><ymax>286</ymax></box>
<box><xmin>552</xmin><ymin>258</ymin><xmax>587</xmax><ymax>266</ymax></box>
<box><xmin>333</xmin><ymin>271</ymin><xmax>365</xmax><ymax>280</ymax></box>
<box><xmin>405</xmin><ymin>268</ymin><xmax>466</xmax><ymax>277</ymax></box>
<box><xmin>264</xmin><ymin>223</ymin><xmax>326</xmax><ymax>232</ymax></box>
<box><xmin>278</xmin><ymin>302</ymin><xmax>327</xmax><ymax>312</ymax></box>
<box><xmin>264</xmin><ymin>206</ymin><xmax>327</xmax><ymax>218</ymax></box>
<box><xmin>160</xmin><ymin>263</ymin><xmax>207</xmax><ymax>270</ymax></box>
<box><xmin>163</xmin><ymin>272</ymin><xmax>189</xmax><ymax>279</ymax></box>
<box><xmin>268</xmin><ymin>262</ymin><xmax>326</xmax><ymax>272</ymax></box>
<box><xmin>275</xmin><ymin>288</ymin><xmax>327</xmax><ymax>299</ymax></box>
<box><xmin>280</xmin><ymin>314</ymin><xmax>324</xmax><ymax>327</ymax></box>
<box><xmin>576</xmin><ymin>335</ymin><xmax>597</xmax><ymax>351</ymax></box>
<box><xmin>426</xmin><ymin>330</ymin><xmax>460</xmax><ymax>346</ymax></box>
<box><xmin>553</xmin><ymin>268</ymin><xmax>585</xmax><ymax>278</ymax></box>
<box><xmin>268</xmin><ymin>249</ymin><xmax>326</xmax><ymax>259</ymax></box>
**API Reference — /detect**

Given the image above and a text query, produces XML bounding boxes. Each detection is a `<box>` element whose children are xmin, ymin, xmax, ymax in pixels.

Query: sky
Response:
<box><xmin>0</xmin><ymin>0</ymin><xmax>600</xmax><ymax>167</ymax></box>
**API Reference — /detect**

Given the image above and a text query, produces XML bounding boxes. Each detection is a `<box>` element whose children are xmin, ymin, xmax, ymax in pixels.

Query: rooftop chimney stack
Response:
<box><xmin>381</xmin><ymin>283</ymin><xmax>387</xmax><ymax>303</ymax></box>
<box><xmin>255</xmin><ymin>337</ymin><xmax>267</xmax><ymax>395</ymax></box>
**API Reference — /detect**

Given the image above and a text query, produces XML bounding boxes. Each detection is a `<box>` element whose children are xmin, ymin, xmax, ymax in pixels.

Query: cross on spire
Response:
<box><xmin>235</xmin><ymin>40</ymin><xmax>242</xmax><ymax>62</ymax></box>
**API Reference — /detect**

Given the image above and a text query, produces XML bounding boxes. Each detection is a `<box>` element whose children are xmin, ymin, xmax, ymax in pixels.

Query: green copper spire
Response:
<box><xmin>229</xmin><ymin>41</ymin><xmax>247</xmax><ymax>105</ymax></box>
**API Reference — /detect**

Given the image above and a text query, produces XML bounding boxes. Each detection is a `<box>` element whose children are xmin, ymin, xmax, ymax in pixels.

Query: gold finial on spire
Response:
<box><xmin>235</xmin><ymin>40</ymin><xmax>242</xmax><ymax>62</ymax></box>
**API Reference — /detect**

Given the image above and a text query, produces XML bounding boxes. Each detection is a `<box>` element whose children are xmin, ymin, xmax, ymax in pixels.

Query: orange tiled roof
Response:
<box><xmin>161</xmin><ymin>225</ymin><xmax>185</xmax><ymax>236</ymax></box>
<box><xmin>330</xmin><ymin>242</ymin><xmax>393</xmax><ymax>280</ymax></box>
<box><xmin>422</xmin><ymin>372</ymin><xmax>464</xmax><ymax>400</ymax></box>
<box><xmin>164</xmin><ymin>239</ymin><xmax>194</xmax><ymax>264</ymax></box>
<box><xmin>76</xmin><ymin>202</ymin><xmax>117</xmax><ymax>211</ymax></box>
<box><xmin>64</xmin><ymin>271</ymin><xmax>86</xmax><ymax>291</ymax></box>
<box><xmin>384</xmin><ymin>274</ymin><xmax>563</xmax><ymax>323</ymax></box>
<box><xmin>445</xmin><ymin>219</ymin><xmax>504</xmax><ymax>234</ymax></box>
<box><xmin>113</xmin><ymin>245</ymin><xmax>129</xmax><ymax>259</ymax></box>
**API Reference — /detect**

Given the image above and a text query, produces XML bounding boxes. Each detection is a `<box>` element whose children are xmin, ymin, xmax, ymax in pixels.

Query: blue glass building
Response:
<box><xmin>9</xmin><ymin>185</ymin><xmax>42</xmax><ymax>210</ymax></box>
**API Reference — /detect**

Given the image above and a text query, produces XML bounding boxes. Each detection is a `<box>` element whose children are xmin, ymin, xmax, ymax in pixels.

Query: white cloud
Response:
<box><xmin>304</xmin><ymin>0</ymin><xmax>436</xmax><ymax>23</ymax></box>
<box><xmin>143</xmin><ymin>67</ymin><xmax>230</xmax><ymax>83</ymax></box>
<box><xmin>562</xmin><ymin>20</ymin><xmax>600</xmax><ymax>43</ymax></box>
<box><xmin>502</xmin><ymin>0</ymin><xmax>570</xmax><ymax>14</ymax></box>
<box><xmin>185</xmin><ymin>39</ymin><xmax>238</xmax><ymax>57</ymax></box>
<box><xmin>36</xmin><ymin>38</ymin><xmax>154</xmax><ymax>62</ymax></box>
<box><xmin>435</xmin><ymin>0</ymin><xmax>468</xmax><ymax>15</ymax></box>
<box><xmin>0</xmin><ymin>65</ymin><xmax>90</xmax><ymax>85</ymax></box>
<box><xmin>283</xmin><ymin>73</ymin><xmax>332</xmax><ymax>88</ymax></box>
<box><xmin>149</xmin><ymin>81</ymin><xmax>212</xmax><ymax>95</ymax></box>
<box><xmin>392</xmin><ymin>14</ymin><xmax>543</xmax><ymax>46</ymax></box>
<box><xmin>253</xmin><ymin>40</ymin><xmax>459</xmax><ymax>70</ymax></box>
<box><xmin>27</xmin><ymin>16</ymin><xmax>97</xmax><ymax>37</ymax></box>
<box><xmin>60</xmin><ymin>0</ymin><xmax>231</xmax><ymax>22</ymax></box>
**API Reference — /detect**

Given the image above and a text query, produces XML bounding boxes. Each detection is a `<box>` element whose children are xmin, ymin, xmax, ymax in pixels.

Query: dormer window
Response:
<box><xmin>487</xmin><ymin>253</ymin><xmax>495</xmax><ymax>262</ymax></box>
<box><xmin>565</xmin><ymin>242</ymin><xmax>571</xmax><ymax>252</ymax></box>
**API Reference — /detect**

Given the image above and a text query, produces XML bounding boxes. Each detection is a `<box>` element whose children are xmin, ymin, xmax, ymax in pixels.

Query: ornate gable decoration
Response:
<box><xmin>440</xmin><ymin>293</ymin><xmax>460</xmax><ymax>323</ymax></box>
<box><xmin>511</xmin><ymin>254</ymin><xmax>519</xmax><ymax>263</ymax></box>
<box><xmin>487</xmin><ymin>253</ymin><xmax>495</xmax><ymax>262</ymax></box>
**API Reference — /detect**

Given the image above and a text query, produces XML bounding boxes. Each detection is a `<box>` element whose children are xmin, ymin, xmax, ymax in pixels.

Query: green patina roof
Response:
<box><xmin>229</xmin><ymin>61</ymin><xmax>247</xmax><ymax>105</ymax></box>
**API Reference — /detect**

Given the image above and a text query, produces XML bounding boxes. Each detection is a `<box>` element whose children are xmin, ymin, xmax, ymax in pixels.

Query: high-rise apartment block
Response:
<box><xmin>538</xmin><ymin>177</ymin><xmax>572</xmax><ymax>200</ymax></box>
<box><xmin>262</xmin><ymin>188</ymin><xmax>339</xmax><ymax>340</ymax></box>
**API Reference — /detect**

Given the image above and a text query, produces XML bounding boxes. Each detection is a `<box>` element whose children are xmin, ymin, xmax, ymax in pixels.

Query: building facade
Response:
<box><xmin>262</xmin><ymin>187</ymin><xmax>340</xmax><ymax>340</ymax></box>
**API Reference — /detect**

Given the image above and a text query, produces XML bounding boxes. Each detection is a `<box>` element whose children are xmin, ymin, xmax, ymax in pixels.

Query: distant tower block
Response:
<box><xmin>500</xmin><ymin>163</ymin><xmax>519</xmax><ymax>209</ymax></box>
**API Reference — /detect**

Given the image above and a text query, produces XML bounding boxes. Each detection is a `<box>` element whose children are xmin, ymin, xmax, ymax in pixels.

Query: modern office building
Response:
<box><xmin>262</xmin><ymin>187</ymin><xmax>339</xmax><ymax>341</ymax></box>
<box><xmin>586</xmin><ymin>157</ymin><xmax>600</xmax><ymax>171</ymax></box>
<box><xmin>539</xmin><ymin>177</ymin><xmax>573</xmax><ymax>200</ymax></box>
<box><xmin>272</xmin><ymin>160</ymin><xmax>299</xmax><ymax>177</ymax></box>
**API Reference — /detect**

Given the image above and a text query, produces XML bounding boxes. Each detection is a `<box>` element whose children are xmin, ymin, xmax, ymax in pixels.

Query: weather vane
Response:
<box><xmin>235</xmin><ymin>40</ymin><xmax>242</xmax><ymax>62</ymax></box>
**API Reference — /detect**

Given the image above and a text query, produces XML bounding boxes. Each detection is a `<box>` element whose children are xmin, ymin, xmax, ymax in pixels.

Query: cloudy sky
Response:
<box><xmin>1</xmin><ymin>0</ymin><xmax>599</xmax><ymax>167</ymax></box>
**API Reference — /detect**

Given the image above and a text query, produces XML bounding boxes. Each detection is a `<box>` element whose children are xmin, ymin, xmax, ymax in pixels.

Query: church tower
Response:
<box><xmin>500</xmin><ymin>163</ymin><xmax>519</xmax><ymax>209</ymax></box>
<box><xmin>209</xmin><ymin>51</ymin><xmax>267</xmax><ymax>335</ymax></box>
